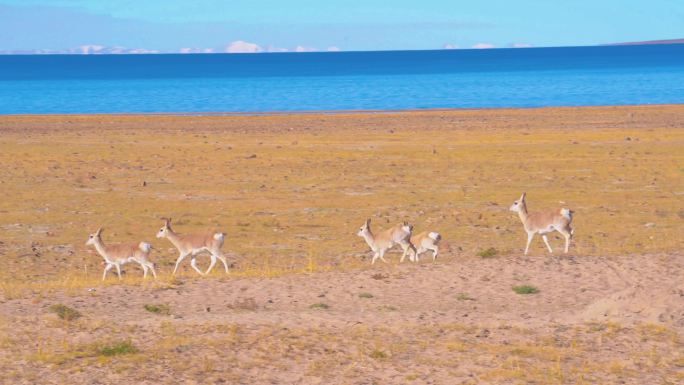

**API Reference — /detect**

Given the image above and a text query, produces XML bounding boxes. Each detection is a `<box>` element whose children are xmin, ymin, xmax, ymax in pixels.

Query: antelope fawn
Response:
<box><xmin>156</xmin><ymin>218</ymin><xmax>228</xmax><ymax>276</ymax></box>
<box><xmin>410</xmin><ymin>231</ymin><xmax>442</xmax><ymax>261</ymax></box>
<box><xmin>357</xmin><ymin>219</ymin><xmax>417</xmax><ymax>264</ymax></box>
<box><xmin>509</xmin><ymin>192</ymin><xmax>574</xmax><ymax>255</ymax></box>
<box><xmin>86</xmin><ymin>228</ymin><xmax>157</xmax><ymax>280</ymax></box>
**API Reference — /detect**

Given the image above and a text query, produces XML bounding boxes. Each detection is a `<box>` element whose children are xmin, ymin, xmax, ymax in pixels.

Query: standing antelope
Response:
<box><xmin>410</xmin><ymin>231</ymin><xmax>442</xmax><ymax>261</ymax></box>
<box><xmin>156</xmin><ymin>218</ymin><xmax>228</xmax><ymax>276</ymax></box>
<box><xmin>85</xmin><ymin>228</ymin><xmax>157</xmax><ymax>280</ymax></box>
<box><xmin>356</xmin><ymin>219</ymin><xmax>417</xmax><ymax>264</ymax></box>
<box><xmin>509</xmin><ymin>192</ymin><xmax>574</xmax><ymax>255</ymax></box>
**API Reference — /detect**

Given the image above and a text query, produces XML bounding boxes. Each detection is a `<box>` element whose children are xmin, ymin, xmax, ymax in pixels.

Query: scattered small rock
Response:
<box><xmin>476</xmin><ymin>329</ymin><xmax>490</xmax><ymax>338</ymax></box>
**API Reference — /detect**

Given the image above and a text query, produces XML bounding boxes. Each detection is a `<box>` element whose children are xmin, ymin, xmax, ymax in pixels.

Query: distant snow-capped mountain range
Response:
<box><xmin>1</xmin><ymin>38</ymin><xmax>682</xmax><ymax>55</ymax></box>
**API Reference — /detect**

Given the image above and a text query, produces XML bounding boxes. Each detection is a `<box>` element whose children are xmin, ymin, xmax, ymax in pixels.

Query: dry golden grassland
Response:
<box><xmin>0</xmin><ymin>105</ymin><xmax>683</xmax><ymax>384</ymax></box>
<box><xmin>1</xmin><ymin>106</ymin><xmax>682</xmax><ymax>286</ymax></box>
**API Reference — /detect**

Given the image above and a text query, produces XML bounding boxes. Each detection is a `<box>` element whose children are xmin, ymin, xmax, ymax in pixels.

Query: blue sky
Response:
<box><xmin>1</xmin><ymin>0</ymin><xmax>683</xmax><ymax>52</ymax></box>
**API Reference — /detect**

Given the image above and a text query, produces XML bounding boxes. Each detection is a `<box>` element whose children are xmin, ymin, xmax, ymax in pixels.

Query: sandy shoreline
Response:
<box><xmin>2</xmin><ymin>103</ymin><xmax>681</xmax><ymax>117</ymax></box>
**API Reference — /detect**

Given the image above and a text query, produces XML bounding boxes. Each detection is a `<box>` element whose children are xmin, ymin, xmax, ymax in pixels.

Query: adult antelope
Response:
<box><xmin>156</xmin><ymin>218</ymin><xmax>228</xmax><ymax>276</ymax></box>
<box><xmin>509</xmin><ymin>192</ymin><xmax>574</xmax><ymax>255</ymax></box>
<box><xmin>410</xmin><ymin>231</ymin><xmax>442</xmax><ymax>261</ymax></box>
<box><xmin>86</xmin><ymin>228</ymin><xmax>157</xmax><ymax>280</ymax></box>
<box><xmin>356</xmin><ymin>219</ymin><xmax>417</xmax><ymax>264</ymax></box>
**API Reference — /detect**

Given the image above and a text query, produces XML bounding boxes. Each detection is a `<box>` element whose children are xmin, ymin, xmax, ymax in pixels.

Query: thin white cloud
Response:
<box><xmin>294</xmin><ymin>46</ymin><xmax>317</xmax><ymax>52</ymax></box>
<box><xmin>326</xmin><ymin>46</ymin><xmax>341</xmax><ymax>52</ymax></box>
<box><xmin>511</xmin><ymin>43</ymin><xmax>533</xmax><ymax>48</ymax></box>
<box><xmin>471</xmin><ymin>43</ymin><xmax>495</xmax><ymax>49</ymax></box>
<box><xmin>179</xmin><ymin>47</ymin><xmax>214</xmax><ymax>54</ymax></box>
<box><xmin>125</xmin><ymin>48</ymin><xmax>159</xmax><ymax>54</ymax></box>
<box><xmin>442</xmin><ymin>43</ymin><xmax>458</xmax><ymax>49</ymax></box>
<box><xmin>225</xmin><ymin>40</ymin><xmax>263</xmax><ymax>53</ymax></box>
<box><xmin>76</xmin><ymin>44</ymin><xmax>105</xmax><ymax>54</ymax></box>
<box><xmin>265</xmin><ymin>45</ymin><xmax>289</xmax><ymax>52</ymax></box>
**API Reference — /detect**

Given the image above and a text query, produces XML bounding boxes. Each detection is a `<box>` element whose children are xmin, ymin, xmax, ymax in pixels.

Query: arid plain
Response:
<box><xmin>0</xmin><ymin>105</ymin><xmax>683</xmax><ymax>384</ymax></box>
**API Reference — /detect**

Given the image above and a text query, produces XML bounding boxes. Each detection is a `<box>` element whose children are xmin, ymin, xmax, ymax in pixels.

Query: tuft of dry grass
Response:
<box><xmin>143</xmin><ymin>304</ymin><xmax>171</xmax><ymax>315</ymax></box>
<box><xmin>228</xmin><ymin>297</ymin><xmax>259</xmax><ymax>311</ymax></box>
<box><xmin>98</xmin><ymin>340</ymin><xmax>139</xmax><ymax>357</ymax></box>
<box><xmin>513</xmin><ymin>285</ymin><xmax>540</xmax><ymax>295</ymax></box>
<box><xmin>477</xmin><ymin>247</ymin><xmax>499</xmax><ymax>258</ymax></box>
<box><xmin>49</xmin><ymin>304</ymin><xmax>81</xmax><ymax>321</ymax></box>
<box><xmin>456</xmin><ymin>293</ymin><xmax>475</xmax><ymax>301</ymax></box>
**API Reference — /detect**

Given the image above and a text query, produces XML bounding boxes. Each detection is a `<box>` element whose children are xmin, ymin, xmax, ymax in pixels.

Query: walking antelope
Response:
<box><xmin>509</xmin><ymin>193</ymin><xmax>574</xmax><ymax>255</ymax></box>
<box><xmin>85</xmin><ymin>228</ymin><xmax>157</xmax><ymax>280</ymax></box>
<box><xmin>410</xmin><ymin>231</ymin><xmax>442</xmax><ymax>261</ymax></box>
<box><xmin>156</xmin><ymin>218</ymin><xmax>228</xmax><ymax>276</ymax></box>
<box><xmin>357</xmin><ymin>219</ymin><xmax>417</xmax><ymax>264</ymax></box>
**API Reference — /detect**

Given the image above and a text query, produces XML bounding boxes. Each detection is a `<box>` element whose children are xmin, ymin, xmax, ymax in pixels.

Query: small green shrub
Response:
<box><xmin>99</xmin><ymin>341</ymin><xmax>138</xmax><ymax>357</ymax></box>
<box><xmin>49</xmin><ymin>304</ymin><xmax>81</xmax><ymax>321</ymax></box>
<box><xmin>144</xmin><ymin>304</ymin><xmax>171</xmax><ymax>315</ymax></box>
<box><xmin>310</xmin><ymin>303</ymin><xmax>329</xmax><ymax>310</ymax></box>
<box><xmin>477</xmin><ymin>247</ymin><xmax>498</xmax><ymax>258</ymax></box>
<box><xmin>370</xmin><ymin>350</ymin><xmax>388</xmax><ymax>359</ymax></box>
<box><xmin>359</xmin><ymin>292</ymin><xmax>374</xmax><ymax>299</ymax></box>
<box><xmin>456</xmin><ymin>293</ymin><xmax>475</xmax><ymax>301</ymax></box>
<box><xmin>512</xmin><ymin>285</ymin><xmax>539</xmax><ymax>295</ymax></box>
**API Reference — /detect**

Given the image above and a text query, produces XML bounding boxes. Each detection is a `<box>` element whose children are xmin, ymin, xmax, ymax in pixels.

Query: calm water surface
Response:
<box><xmin>1</xmin><ymin>45</ymin><xmax>683</xmax><ymax>114</ymax></box>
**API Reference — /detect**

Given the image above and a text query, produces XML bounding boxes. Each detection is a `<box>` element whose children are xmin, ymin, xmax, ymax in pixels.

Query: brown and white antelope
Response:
<box><xmin>509</xmin><ymin>192</ymin><xmax>574</xmax><ymax>255</ymax></box>
<box><xmin>357</xmin><ymin>219</ymin><xmax>417</xmax><ymax>264</ymax></box>
<box><xmin>410</xmin><ymin>231</ymin><xmax>442</xmax><ymax>261</ymax></box>
<box><xmin>156</xmin><ymin>218</ymin><xmax>228</xmax><ymax>276</ymax></box>
<box><xmin>85</xmin><ymin>228</ymin><xmax>157</xmax><ymax>280</ymax></box>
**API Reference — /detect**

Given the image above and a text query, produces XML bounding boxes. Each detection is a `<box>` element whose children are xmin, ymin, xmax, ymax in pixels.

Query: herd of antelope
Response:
<box><xmin>86</xmin><ymin>193</ymin><xmax>574</xmax><ymax>280</ymax></box>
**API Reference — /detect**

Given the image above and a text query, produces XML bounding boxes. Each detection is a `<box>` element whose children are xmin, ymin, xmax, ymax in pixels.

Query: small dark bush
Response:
<box><xmin>477</xmin><ymin>248</ymin><xmax>498</xmax><ymax>258</ymax></box>
<box><xmin>512</xmin><ymin>285</ymin><xmax>539</xmax><ymax>295</ymax></box>
<box><xmin>144</xmin><ymin>304</ymin><xmax>171</xmax><ymax>315</ymax></box>
<box><xmin>456</xmin><ymin>293</ymin><xmax>475</xmax><ymax>301</ymax></box>
<box><xmin>49</xmin><ymin>304</ymin><xmax>81</xmax><ymax>321</ymax></box>
<box><xmin>99</xmin><ymin>341</ymin><xmax>138</xmax><ymax>357</ymax></box>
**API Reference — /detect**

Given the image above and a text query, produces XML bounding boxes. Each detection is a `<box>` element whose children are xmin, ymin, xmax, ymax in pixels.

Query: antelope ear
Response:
<box><xmin>164</xmin><ymin>218</ymin><xmax>171</xmax><ymax>226</ymax></box>
<box><xmin>520</xmin><ymin>192</ymin><xmax>527</xmax><ymax>201</ymax></box>
<box><xmin>96</xmin><ymin>227</ymin><xmax>103</xmax><ymax>235</ymax></box>
<box><xmin>365</xmin><ymin>218</ymin><xmax>371</xmax><ymax>226</ymax></box>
